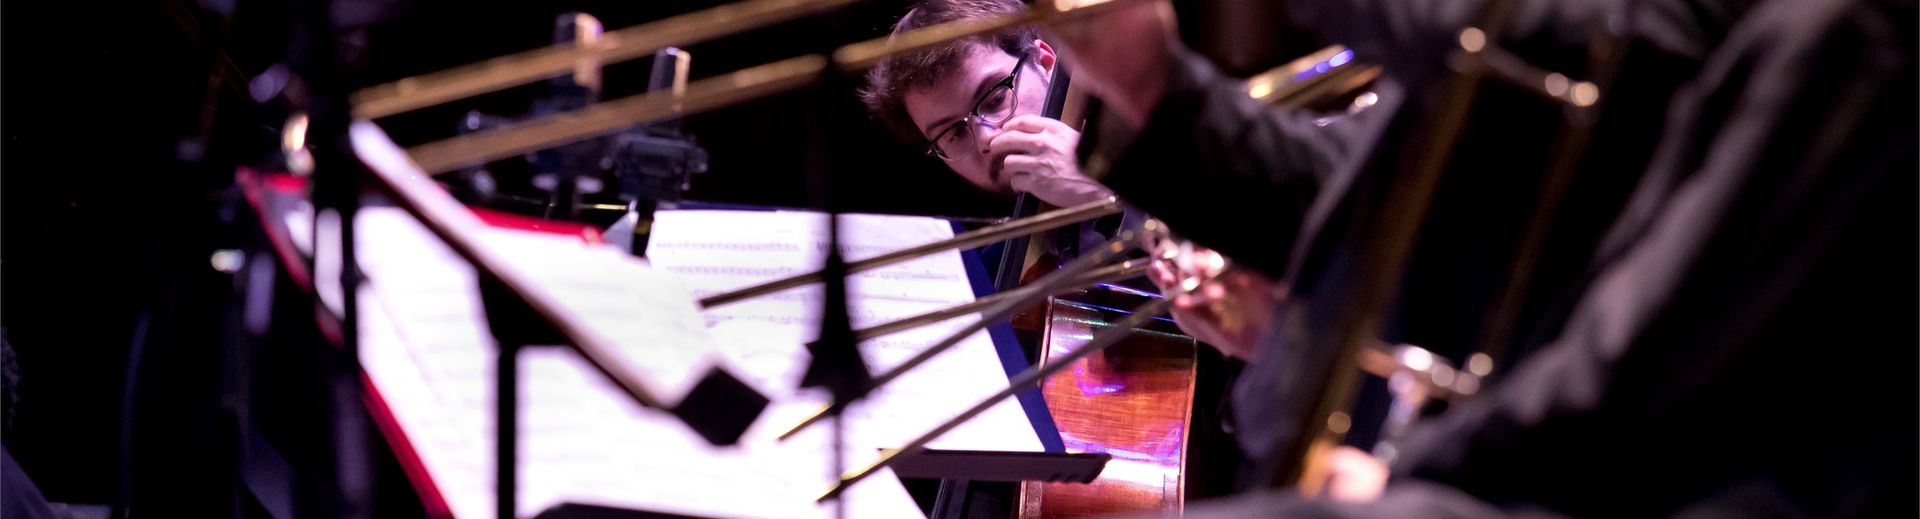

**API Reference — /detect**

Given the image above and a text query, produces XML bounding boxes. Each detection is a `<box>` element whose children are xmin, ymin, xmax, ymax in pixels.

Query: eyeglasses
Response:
<box><xmin>925</xmin><ymin>53</ymin><xmax>1032</xmax><ymax>161</ymax></box>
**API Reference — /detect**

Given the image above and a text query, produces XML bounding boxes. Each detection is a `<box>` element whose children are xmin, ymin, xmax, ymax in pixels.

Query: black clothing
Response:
<box><xmin>1086</xmin><ymin>0</ymin><xmax>1766</xmax><ymax>468</ymax></box>
<box><xmin>1108</xmin><ymin>0</ymin><xmax>1917</xmax><ymax>513</ymax></box>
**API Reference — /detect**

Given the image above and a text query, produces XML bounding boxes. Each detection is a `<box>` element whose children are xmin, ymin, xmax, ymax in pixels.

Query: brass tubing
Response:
<box><xmin>850</xmin><ymin>259</ymin><xmax>1148</xmax><ymax>342</ymax></box>
<box><xmin>774</xmin><ymin>226</ymin><xmax>1146</xmax><ymax>441</ymax></box>
<box><xmin>818</xmin><ymin>298</ymin><xmax>1173</xmax><ymax>502</ymax></box>
<box><xmin>699</xmin><ymin>197</ymin><xmax>1121</xmax><ymax>308</ymax></box>
<box><xmin>408</xmin><ymin>55</ymin><xmax>829</xmax><ymax>174</ymax></box>
<box><xmin>352</xmin><ymin>0</ymin><xmax>858</xmax><ymax>119</ymax></box>
<box><xmin>391</xmin><ymin>0</ymin><xmax>1159</xmax><ymax>175</ymax></box>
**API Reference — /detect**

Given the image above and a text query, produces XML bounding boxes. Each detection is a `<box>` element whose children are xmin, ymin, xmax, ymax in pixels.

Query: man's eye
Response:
<box><xmin>979</xmin><ymin>87</ymin><xmax>1011</xmax><ymax>113</ymax></box>
<box><xmin>941</xmin><ymin>124</ymin><xmax>970</xmax><ymax>144</ymax></box>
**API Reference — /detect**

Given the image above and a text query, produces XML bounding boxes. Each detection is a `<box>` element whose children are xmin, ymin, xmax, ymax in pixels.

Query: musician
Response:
<box><xmin>858</xmin><ymin>0</ymin><xmax>1328</xmax><ymax>360</ymax></box>
<box><xmin>859</xmin><ymin>0</ymin><xmax>1101</xmax><ymax>208</ymax></box>
<box><xmin>1056</xmin><ymin>0</ymin><xmax>1915</xmax><ymax>516</ymax></box>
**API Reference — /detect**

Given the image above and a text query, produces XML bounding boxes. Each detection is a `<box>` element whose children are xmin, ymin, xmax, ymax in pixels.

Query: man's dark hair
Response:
<box><xmin>858</xmin><ymin>0</ymin><xmax>1040</xmax><ymax>146</ymax></box>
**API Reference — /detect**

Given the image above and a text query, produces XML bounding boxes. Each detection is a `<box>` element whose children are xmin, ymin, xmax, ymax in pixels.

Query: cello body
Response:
<box><xmin>1017</xmin><ymin>296</ymin><xmax>1198</xmax><ymax>518</ymax></box>
<box><xmin>999</xmin><ymin>58</ymin><xmax>1201</xmax><ymax>519</ymax></box>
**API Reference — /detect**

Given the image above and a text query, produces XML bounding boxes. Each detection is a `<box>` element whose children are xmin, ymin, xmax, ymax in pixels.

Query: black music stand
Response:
<box><xmin>894</xmin><ymin>449</ymin><xmax>1110</xmax><ymax>519</ymax></box>
<box><xmin>890</xmin><ymin>449</ymin><xmax>1110</xmax><ymax>484</ymax></box>
<box><xmin>477</xmin><ymin>279</ymin><xmax>767</xmax><ymax>519</ymax></box>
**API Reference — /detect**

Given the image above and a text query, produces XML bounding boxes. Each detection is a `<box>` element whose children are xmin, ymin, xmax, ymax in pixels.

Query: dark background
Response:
<box><xmin>0</xmin><ymin>0</ymin><xmax>1318</xmax><ymax>512</ymax></box>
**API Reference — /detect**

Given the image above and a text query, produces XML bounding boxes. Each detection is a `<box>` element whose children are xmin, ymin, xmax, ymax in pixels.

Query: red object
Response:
<box><xmin>471</xmin><ymin>207</ymin><xmax>604</xmax><ymax>244</ymax></box>
<box><xmin>361</xmin><ymin>372</ymin><xmax>456</xmax><ymax>518</ymax></box>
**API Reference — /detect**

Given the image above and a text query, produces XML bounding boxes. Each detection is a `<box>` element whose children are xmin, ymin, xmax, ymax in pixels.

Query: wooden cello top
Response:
<box><xmin>1001</xmin><ymin>54</ymin><xmax>1201</xmax><ymax>519</ymax></box>
<box><xmin>1010</xmin><ymin>263</ymin><xmax>1200</xmax><ymax>518</ymax></box>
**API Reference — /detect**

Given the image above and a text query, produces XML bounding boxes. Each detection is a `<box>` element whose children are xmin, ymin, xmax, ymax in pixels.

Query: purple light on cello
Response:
<box><xmin>1071</xmin><ymin>364</ymin><xmax>1125</xmax><ymax>395</ymax></box>
<box><xmin>1059</xmin><ymin>426</ymin><xmax>1187</xmax><ymax>461</ymax></box>
<box><xmin>1077</xmin><ymin>377</ymin><xmax>1125</xmax><ymax>396</ymax></box>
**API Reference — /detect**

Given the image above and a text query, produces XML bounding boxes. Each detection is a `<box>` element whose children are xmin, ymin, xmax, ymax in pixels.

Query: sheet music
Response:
<box><xmin>346</xmin><ymin>124</ymin><xmax>943</xmax><ymax>519</ymax></box>
<box><xmin>349</xmin><ymin>121</ymin><xmax>718</xmax><ymax>406</ymax></box>
<box><xmin>347</xmin><ymin>122</ymin><xmax>1041</xmax><ymax>518</ymax></box>
<box><xmin>647</xmin><ymin>210</ymin><xmax>1046</xmax><ymax>455</ymax></box>
<box><xmin>354</xmin><ymin>207</ymin><xmax>926</xmax><ymax>519</ymax></box>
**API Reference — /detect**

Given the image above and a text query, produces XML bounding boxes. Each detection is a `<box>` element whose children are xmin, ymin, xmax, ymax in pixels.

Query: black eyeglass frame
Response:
<box><xmin>924</xmin><ymin>52</ymin><xmax>1034</xmax><ymax>161</ymax></box>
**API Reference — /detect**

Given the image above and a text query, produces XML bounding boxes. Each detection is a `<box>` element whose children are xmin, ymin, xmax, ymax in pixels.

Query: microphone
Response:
<box><xmin>615</xmin><ymin>47</ymin><xmax>705</xmax><ymax>258</ymax></box>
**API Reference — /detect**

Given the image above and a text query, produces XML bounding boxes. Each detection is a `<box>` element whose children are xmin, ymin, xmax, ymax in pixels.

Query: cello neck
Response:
<box><xmin>1041</xmin><ymin>60</ymin><xmax>1072</xmax><ymax>121</ymax></box>
<box><xmin>991</xmin><ymin>56</ymin><xmax>1078</xmax><ymax>292</ymax></box>
<box><xmin>1042</xmin><ymin>58</ymin><xmax>1095</xmax><ymax>130</ymax></box>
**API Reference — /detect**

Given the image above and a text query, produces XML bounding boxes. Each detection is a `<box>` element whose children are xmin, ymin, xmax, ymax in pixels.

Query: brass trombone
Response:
<box><xmin>354</xmin><ymin>0</ymin><xmax>1164</xmax><ymax>174</ymax></box>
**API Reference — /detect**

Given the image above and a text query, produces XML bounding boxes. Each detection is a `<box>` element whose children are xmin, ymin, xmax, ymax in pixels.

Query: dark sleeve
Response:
<box><xmin>1082</xmin><ymin>46</ymin><xmax>1374</xmax><ymax>278</ymax></box>
<box><xmin>1387</xmin><ymin>1</ymin><xmax>1916</xmax><ymax>514</ymax></box>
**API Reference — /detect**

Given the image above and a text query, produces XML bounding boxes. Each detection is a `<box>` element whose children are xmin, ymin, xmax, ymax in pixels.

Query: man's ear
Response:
<box><xmin>1032</xmin><ymin>39</ymin><xmax>1058</xmax><ymax>74</ymax></box>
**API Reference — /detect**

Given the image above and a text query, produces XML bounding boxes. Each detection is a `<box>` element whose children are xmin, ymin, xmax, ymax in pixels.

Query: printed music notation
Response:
<box><xmin>650</xmin><ymin>241</ymin><xmax>805</xmax><ymax>253</ymax></box>
<box><xmin>352</xmin><ymin>207</ymin><xmax>935</xmax><ymax>519</ymax></box>
<box><xmin>647</xmin><ymin>210</ymin><xmax>1046</xmax><ymax>451</ymax></box>
<box><xmin>348</xmin><ymin>126</ymin><xmax>951</xmax><ymax>519</ymax></box>
<box><xmin>344</xmin><ymin>206</ymin><xmax>1039</xmax><ymax>518</ymax></box>
<box><xmin>665</xmin><ymin>265</ymin><xmax>807</xmax><ymax>279</ymax></box>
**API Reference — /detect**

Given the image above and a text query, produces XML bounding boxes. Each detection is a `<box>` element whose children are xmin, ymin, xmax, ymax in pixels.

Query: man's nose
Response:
<box><xmin>974</xmin><ymin>123</ymin><xmax>1005</xmax><ymax>156</ymax></box>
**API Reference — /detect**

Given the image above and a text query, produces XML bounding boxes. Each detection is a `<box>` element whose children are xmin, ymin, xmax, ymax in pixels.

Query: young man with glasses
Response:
<box><xmin>859</xmin><ymin>0</ymin><xmax>1289</xmax><ymax>364</ymax></box>
<box><xmin>859</xmin><ymin>0</ymin><xmax>1109</xmax><ymax>209</ymax></box>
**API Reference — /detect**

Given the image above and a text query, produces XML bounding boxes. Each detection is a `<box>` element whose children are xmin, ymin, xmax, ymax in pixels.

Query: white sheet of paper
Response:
<box><xmin>352</xmin><ymin>121</ymin><xmax>717</xmax><ymax>406</ymax></box>
<box><xmin>348</xmin><ymin>123</ymin><xmax>938</xmax><ymax>519</ymax></box>
<box><xmin>647</xmin><ymin>210</ymin><xmax>1047</xmax><ymax>456</ymax></box>
<box><xmin>353</xmin><ymin>207</ymin><xmax>926</xmax><ymax>519</ymax></box>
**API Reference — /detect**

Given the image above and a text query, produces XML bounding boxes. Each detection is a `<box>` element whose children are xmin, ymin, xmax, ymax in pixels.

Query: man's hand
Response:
<box><xmin>986</xmin><ymin>115</ymin><xmax>1113</xmax><ymax>207</ymax></box>
<box><xmin>1147</xmin><ymin>240</ymin><xmax>1283</xmax><ymax>359</ymax></box>
<box><xmin>1045</xmin><ymin>0</ymin><xmax>1178</xmax><ymax>129</ymax></box>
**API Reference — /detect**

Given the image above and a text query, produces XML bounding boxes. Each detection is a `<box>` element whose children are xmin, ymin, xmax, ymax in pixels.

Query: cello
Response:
<box><xmin>1003</xmin><ymin>44</ymin><xmax>1375</xmax><ymax>517</ymax></box>
<box><xmin>996</xmin><ymin>58</ymin><xmax>1206</xmax><ymax>519</ymax></box>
